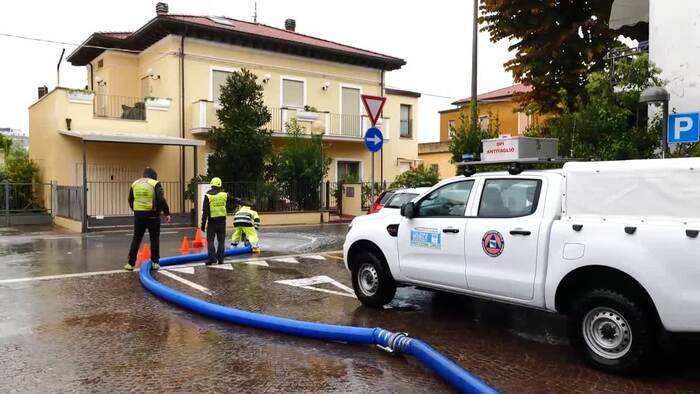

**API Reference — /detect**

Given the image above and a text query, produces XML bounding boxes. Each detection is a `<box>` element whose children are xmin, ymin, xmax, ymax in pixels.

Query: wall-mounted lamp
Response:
<box><xmin>146</xmin><ymin>68</ymin><xmax>161</xmax><ymax>80</ymax></box>
<box><xmin>95</xmin><ymin>76</ymin><xmax>107</xmax><ymax>87</ymax></box>
<box><xmin>262</xmin><ymin>73</ymin><xmax>271</xmax><ymax>83</ymax></box>
<box><xmin>322</xmin><ymin>81</ymin><xmax>330</xmax><ymax>91</ymax></box>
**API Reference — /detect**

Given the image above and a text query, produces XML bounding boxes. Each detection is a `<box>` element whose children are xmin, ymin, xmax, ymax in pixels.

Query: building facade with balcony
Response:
<box><xmin>28</xmin><ymin>5</ymin><xmax>421</xmax><ymax>229</ymax></box>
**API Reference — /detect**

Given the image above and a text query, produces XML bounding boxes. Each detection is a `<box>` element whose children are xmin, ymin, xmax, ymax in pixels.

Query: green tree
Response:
<box><xmin>530</xmin><ymin>53</ymin><xmax>664</xmax><ymax>160</ymax></box>
<box><xmin>3</xmin><ymin>147</ymin><xmax>39</xmax><ymax>183</ymax></box>
<box><xmin>448</xmin><ymin>110</ymin><xmax>498</xmax><ymax>168</ymax></box>
<box><xmin>480</xmin><ymin>0</ymin><xmax>618</xmax><ymax>113</ymax></box>
<box><xmin>207</xmin><ymin>69</ymin><xmax>272</xmax><ymax>182</ymax></box>
<box><xmin>390</xmin><ymin>165</ymin><xmax>440</xmax><ymax>188</ymax></box>
<box><xmin>275</xmin><ymin>119</ymin><xmax>330</xmax><ymax>210</ymax></box>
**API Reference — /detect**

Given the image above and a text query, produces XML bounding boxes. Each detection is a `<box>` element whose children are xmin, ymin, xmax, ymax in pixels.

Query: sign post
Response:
<box><xmin>361</xmin><ymin>94</ymin><xmax>387</xmax><ymax>204</ymax></box>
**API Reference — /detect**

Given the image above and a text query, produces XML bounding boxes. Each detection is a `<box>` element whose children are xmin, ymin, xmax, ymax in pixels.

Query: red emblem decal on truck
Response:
<box><xmin>482</xmin><ymin>231</ymin><xmax>504</xmax><ymax>257</ymax></box>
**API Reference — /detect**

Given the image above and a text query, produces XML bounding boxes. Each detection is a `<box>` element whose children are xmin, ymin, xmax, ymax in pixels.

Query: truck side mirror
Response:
<box><xmin>401</xmin><ymin>202</ymin><xmax>416</xmax><ymax>219</ymax></box>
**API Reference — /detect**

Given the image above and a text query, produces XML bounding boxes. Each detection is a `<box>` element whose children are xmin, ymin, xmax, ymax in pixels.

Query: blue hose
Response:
<box><xmin>140</xmin><ymin>248</ymin><xmax>498</xmax><ymax>394</ymax></box>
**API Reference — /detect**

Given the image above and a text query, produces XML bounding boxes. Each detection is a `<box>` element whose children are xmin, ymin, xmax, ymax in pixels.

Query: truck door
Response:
<box><xmin>465</xmin><ymin>177</ymin><xmax>546</xmax><ymax>300</ymax></box>
<box><xmin>397</xmin><ymin>179</ymin><xmax>476</xmax><ymax>289</ymax></box>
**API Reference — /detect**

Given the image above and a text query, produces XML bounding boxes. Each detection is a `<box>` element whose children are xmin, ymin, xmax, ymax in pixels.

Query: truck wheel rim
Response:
<box><xmin>358</xmin><ymin>263</ymin><xmax>379</xmax><ymax>296</ymax></box>
<box><xmin>582</xmin><ymin>307</ymin><xmax>632</xmax><ymax>360</ymax></box>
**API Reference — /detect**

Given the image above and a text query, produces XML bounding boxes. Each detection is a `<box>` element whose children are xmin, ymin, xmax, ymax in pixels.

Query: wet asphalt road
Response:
<box><xmin>1</xmin><ymin>224</ymin><xmax>699</xmax><ymax>393</ymax></box>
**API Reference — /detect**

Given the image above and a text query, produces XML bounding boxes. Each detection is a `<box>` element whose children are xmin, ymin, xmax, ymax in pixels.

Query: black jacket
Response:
<box><xmin>200</xmin><ymin>187</ymin><xmax>234</xmax><ymax>228</ymax></box>
<box><xmin>128</xmin><ymin>181</ymin><xmax>170</xmax><ymax>218</ymax></box>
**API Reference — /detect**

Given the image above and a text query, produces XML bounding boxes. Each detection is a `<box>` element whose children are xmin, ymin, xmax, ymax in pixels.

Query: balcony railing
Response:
<box><xmin>191</xmin><ymin>100</ymin><xmax>388</xmax><ymax>139</ymax></box>
<box><xmin>94</xmin><ymin>94</ymin><xmax>146</xmax><ymax>120</ymax></box>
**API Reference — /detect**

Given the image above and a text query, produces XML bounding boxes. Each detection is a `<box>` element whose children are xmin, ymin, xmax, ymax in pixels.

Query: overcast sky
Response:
<box><xmin>0</xmin><ymin>0</ymin><xmax>514</xmax><ymax>142</ymax></box>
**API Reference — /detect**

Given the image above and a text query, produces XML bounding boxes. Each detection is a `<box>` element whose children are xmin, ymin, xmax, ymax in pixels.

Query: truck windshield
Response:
<box><xmin>385</xmin><ymin>193</ymin><xmax>418</xmax><ymax>208</ymax></box>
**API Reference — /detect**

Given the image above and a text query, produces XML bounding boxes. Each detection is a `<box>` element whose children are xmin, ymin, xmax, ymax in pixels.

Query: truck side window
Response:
<box><xmin>416</xmin><ymin>180</ymin><xmax>474</xmax><ymax>217</ymax></box>
<box><xmin>478</xmin><ymin>179</ymin><xmax>541</xmax><ymax>218</ymax></box>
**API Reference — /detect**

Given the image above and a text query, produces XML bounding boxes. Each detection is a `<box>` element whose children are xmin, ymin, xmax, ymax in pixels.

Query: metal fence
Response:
<box><xmin>359</xmin><ymin>181</ymin><xmax>388</xmax><ymax>210</ymax></box>
<box><xmin>86</xmin><ymin>181</ymin><xmax>192</xmax><ymax>217</ymax></box>
<box><xmin>220</xmin><ymin>181</ymin><xmax>342</xmax><ymax>213</ymax></box>
<box><xmin>94</xmin><ymin>94</ymin><xmax>146</xmax><ymax>120</ymax></box>
<box><xmin>55</xmin><ymin>185</ymin><xmax>82</xmax><ymax>221</ymax></box>
<box><xmin>0</xmin><ymin>181</ymin><xmax>52</xmax><ymax>214</ymax></box>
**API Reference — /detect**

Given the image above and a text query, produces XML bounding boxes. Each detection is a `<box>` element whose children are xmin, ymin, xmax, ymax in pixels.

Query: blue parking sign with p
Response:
<box><xmin>668</xmin><ymin>112</ymin><xmax>700</xmax><ymax>144</ymax></box>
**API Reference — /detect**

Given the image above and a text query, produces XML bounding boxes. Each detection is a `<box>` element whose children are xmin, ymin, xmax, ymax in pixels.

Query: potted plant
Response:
<box><xmin>297</xmin><ymin>105</ymin><xmax>320</xmax><ymax>121</ymax></box>
<box><xmin>144</xmin><ymin>96</ymin><xmax>172</xmax><ymax>110</ymax></box>
<box><xmin>66</xmin><ymin>88</ymin><xmax>94</xmax><ymax>104</ymax></box>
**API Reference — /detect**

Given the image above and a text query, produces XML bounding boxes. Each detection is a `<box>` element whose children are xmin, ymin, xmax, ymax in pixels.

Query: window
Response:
<box><xmin>282</xmin><ymin>78</ymin><xmax>305</xmax><ymax>108</ymax></box>
<box><xmin>212</xmin><ymin>69</ymin><xmax>234</xmax><ymax>105</ymax></box>
<box><xmin>478</xmin><ymin>179</ymin><xmax>541</xmax><ymax>218</ymax></box>
<box><xmin>400</xmin><ymin>104</ymin><xmax>412</xmax><ymax>137</ymax></box>
<box><xmin>416</xmin><ymin>180</ymin><xmax>474</xmax><ymax>217</ymax></box>
<box><xmin>337</xmin><ymin>161</ymin><xmax>360</xmax><ymax>182</ymax></box>
<box><xmin>385</xmin><ymin>192</ymin><xmax>419</xmax><ymax>209</ymax></box>
<box><xmin>478</xmin><ymin>115</ymin><xmax>489</xmax><ymax>130</ymax></box>
<box><xmin>447</xmin><ymin>120</ymin><xmax>456</xmax><ymax>138</ymax></box>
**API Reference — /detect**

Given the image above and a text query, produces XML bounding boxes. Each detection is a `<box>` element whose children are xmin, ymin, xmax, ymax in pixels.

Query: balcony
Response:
<box><xmin>191</xmin><ymin>100</ymin><xmax>389</xmax><ymax>140</ymax></box>
<box><xmin>94</xmin><ymin>94</ymin><xmax>146</xmax><ymax>120</ymax></box>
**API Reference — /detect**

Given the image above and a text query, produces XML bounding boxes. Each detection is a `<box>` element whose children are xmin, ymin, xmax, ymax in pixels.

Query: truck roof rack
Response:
<box><xmin>456</xmin><ymin>157</ymin><xmax>581</xmax><ymax>176</ymax></box>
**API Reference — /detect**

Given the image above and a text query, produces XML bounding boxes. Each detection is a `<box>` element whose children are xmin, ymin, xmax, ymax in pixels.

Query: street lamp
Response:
<box><xmin>639</xmin><ymin>86</ymin><xmax>670</xmax><ymax>158</ymax></box>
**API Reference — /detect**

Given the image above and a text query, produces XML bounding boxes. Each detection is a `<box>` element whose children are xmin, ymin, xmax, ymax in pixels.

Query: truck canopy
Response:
<box><xmin>563</xmin><ymin>158</ymin><xmax>700</xmax><ymax>223</ymax></box>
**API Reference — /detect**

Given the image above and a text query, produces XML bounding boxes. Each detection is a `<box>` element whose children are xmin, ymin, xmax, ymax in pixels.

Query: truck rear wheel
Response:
<box><xmin>351</xmin><ymin>251</ymin><xmax>396</xmax><ymax>307</ymax></box>
<box><xmin>568</xmin><ymin>289</ymin><xmax>659</xmax><ymax>374</ymax></box>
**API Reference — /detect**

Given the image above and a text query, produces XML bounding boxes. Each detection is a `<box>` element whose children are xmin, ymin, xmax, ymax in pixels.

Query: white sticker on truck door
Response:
<box><xmin>410</xmin><ymin>227</ymin><xmax>442</xmax><ymax>249</ymax></box>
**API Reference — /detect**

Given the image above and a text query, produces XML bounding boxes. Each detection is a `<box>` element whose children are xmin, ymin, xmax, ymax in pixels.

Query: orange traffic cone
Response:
<box><xmin>142</xmin><ymin>243</ymin><xmax>151</xmax><ymax>262</ymax></box>
<box><xmin>179</xmin><ymin>236</ymin><xmax>191</xmax><ymax>254</ymax></box>
<box><xmin>193</xmin><ymin>229</ymin><xmax>205</xmax><ymax>248</ymax></box>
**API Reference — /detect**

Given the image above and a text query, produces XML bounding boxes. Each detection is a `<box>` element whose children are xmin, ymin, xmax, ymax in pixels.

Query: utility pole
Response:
<box><xmin>253</xmin><ymin>1</ymin><xmax>258</xmax><ymax>23</ymax></box>
<box><xmin>470</xmin><ymin>0</ymin><xmax>479</xmax><ymax>132</ymax></box>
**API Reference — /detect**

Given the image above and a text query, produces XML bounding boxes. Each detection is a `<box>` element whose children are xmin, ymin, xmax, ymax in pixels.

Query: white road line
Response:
<box><xmin>0</xmin><ymin>250</ymin><xmax>343</xmax><ymax>284</ymax></box>
<box><xmin>166</xmin><ymin>266</ymin><xmax>195</xmax><ymax>275</ymax></box>
<box><xmin>158</xmin><ymin>270</ymin><xmax>213</xmax><ymax>296</ymax></box>
<box><xmin>272</xmin><ymin>257</ymin><xmax>299</xmax><ymax>264</ymax></box>
<box><xmin>209</xmin><ymin>264</ymin><xmax>234</xmax><ymax>271</ymax></box>
<box><xmin>236</xmin><ymin>260</ymin><xmax>269</xmax><ymax>267</ymax></box>
<box><xmin>321</xmin><ymin>253</ymin><xmax>344</xmax><ymax>261</ymax></box>
<box><xmin>0</xmin><ymin>269</ymin><xmax>126</xmax><ymax>284</ymax></box>
<box><xmin>303</xmin><ymin>254</ymin><xmax>326</xmax><ymax>261</ymax></box>
<box><xmin>275</xmin><ymin>275</ymin><xmax>355</xmax><ymax>298</ymax></box>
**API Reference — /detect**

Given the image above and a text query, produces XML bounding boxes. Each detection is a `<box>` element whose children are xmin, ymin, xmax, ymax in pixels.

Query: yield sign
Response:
<box><xmin>361</xmin><ymin>94</ymin><xmax>386</xmax><ymax>127</ymax></box>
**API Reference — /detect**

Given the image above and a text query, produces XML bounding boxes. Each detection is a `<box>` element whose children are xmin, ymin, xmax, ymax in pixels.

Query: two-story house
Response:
<box><xmin>28</xmin><ymin>3</ymin><xmax>421</xmax><ymax>230</ymax></box>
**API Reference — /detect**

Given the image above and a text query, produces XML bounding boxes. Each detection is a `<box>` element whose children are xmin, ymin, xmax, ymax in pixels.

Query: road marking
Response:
<box><xmin>236</xmin><ymin>260</ymin><xmax>269</xmax><ymax>267</ymax></box>
<box><xmin>158</xmin><ymin>270</ymin><xmax>213</xmax><ymax>296</ymax></box>
<box><xmin>0</xmin><ymin>269</ymin><xmax>126</xmax><ymax>284</ymax></box>
<box><xmin>303</xmin><ymin>254</ymin><xmax>326</xmax><ymax>261</ymax></box>
<box><xmin>321</xmin><ymin>253</ymin><xmax>344</xmax><ymax>261</ymax></box>
<box><xmin>272</xmin><ymin>257</ymin><xmax>299</xmax><ymax>264</ymax></box>
<box><xmin>275</xmin><ymin>275</ymin><xmax>355</xmax><ymax>298</ymax></box>
<box><xmin>166</xmin><ymin>266</ymin><xmax>195</xmax><ymax>275</ymax></box>
<box><xmin>210</xmin><ymin>264</ymin><xmax>234</xmax><ymax>271</ymax></box>
<box><xmin>0</xmin><ymin>250</ymin><xmax>343</xmax><ymax>284</ymax></box>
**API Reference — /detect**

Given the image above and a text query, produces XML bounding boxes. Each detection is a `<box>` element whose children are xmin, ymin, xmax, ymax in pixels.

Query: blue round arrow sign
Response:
<box><xmin>364</xmin><ymin>127</ymin><xmax>384</xmax><ymax>152</ymax></box>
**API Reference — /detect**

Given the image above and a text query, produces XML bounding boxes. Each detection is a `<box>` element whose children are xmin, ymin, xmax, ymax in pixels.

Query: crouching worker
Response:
<box><xmin>201</xmin><ymin>177</ymin><xmax>231</xmax><ymax>265</ymax></box>
<box><xmin>230</xmin><ymin>198</ymin><xmax>261</xmax><ymax>253</ymax></box>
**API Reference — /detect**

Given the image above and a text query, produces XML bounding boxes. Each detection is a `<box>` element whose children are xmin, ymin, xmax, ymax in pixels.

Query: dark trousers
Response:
<box><xmin>206</xmin><ymin>219</ymin><xmax>226</xmax><ymax>263</ymax></box>
<box><xmin>128</xmin><ymin>216</ymin><xmax>161</xmax><ymax>264</ymax></box>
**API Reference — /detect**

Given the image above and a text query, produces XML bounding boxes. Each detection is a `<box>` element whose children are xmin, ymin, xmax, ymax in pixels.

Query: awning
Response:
<box><xmin>59</xmin><ymin>129</ymin><xmax>205</xmax><ymax>146</ymax></box>
<box><xmin>609</xmin><ymin>0</ymin><xmax>649</xmax><ymax>30</ymax></box>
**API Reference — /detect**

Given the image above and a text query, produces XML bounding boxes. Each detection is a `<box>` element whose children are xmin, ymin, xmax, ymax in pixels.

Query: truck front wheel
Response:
<box><xmin>569</xmin><ymin>289</ymin><xmax>659</xmax><ymax>374</ymax></box>
<box><xmin>351</xmin><ymin>251</ymin><xmax>396</xmax><ymax>307</ymax></box>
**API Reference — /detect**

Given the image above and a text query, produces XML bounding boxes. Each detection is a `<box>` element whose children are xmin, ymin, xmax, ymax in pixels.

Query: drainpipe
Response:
<box><xmin>56</xmin><ymin>48</ymin><xmax>65</xmax><ymax>87</ymax></box>
<box><xmin>88</xmin><ymin>63</ymin><xmax>94</xmax><ymax>91</ymax></box>
<box><xmin>179</xmin><ymin>29</ymin><xmax>188</xmax><ymax>214</ymax></box>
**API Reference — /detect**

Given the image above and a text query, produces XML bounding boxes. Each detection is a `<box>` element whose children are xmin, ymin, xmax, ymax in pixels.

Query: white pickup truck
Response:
<box><xmin>343</xmin><ymin>158</ymin><xmax>700</xmax><ymax>373</ymax></box>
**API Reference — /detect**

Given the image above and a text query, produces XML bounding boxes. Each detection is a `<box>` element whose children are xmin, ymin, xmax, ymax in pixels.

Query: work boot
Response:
<box><xmin>124</xmin><ymin>263</ymin><xmax>134</xmax><ymax>271</ymax></box>
<box><xmin>205</xmin><ymin>261</ymin><xmax>215</xmax><ymax>266</ymax></box>
<box><xmin>217</xmin><ymin>260</ymin><xmax>223</xmax><ymax>265</ymax></box>
<box><xmin>151</xmin><ymin>262</ymin><xmax>160</xmax><ymax>271</ymax></box>
<box><xmin>230</xmin><ymin>242</ymin><xmax>239</xmax><ymax>248</ymax></box>
<box><xmin>252</xmin><ymin>246</ymin><xmax>260</xmax><ymax>254</ymax></box>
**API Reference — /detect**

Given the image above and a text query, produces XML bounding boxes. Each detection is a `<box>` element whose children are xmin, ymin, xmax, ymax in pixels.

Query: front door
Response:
<box><xmin>465</xmin><ymin>177</ymin><xmax>546</xmax><ymax>300</ymax></box>
<box><xmin>341</xmin><ymin>87</ymin><xmax>361</xmax><ymax>136</ymax></box>
<box><xmin>398</xmin><ymin>180</ymin><xmax>476</xmax><ymax>289</ymax></box>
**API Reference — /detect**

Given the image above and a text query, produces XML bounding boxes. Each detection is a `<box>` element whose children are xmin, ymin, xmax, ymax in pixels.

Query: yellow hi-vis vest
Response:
<box><xmin>206</xmin><ymin>192</ymin><xmax>228</xmax><ymax>218</ymax></box>
<box><xmin>131</xmin><ymin>178</ymin><xmax>159</xmax><ymax>211</ymax></box>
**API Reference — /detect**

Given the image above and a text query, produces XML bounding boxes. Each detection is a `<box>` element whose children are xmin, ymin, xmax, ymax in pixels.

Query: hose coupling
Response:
<box><xmin>377</xmin><ymin>332</ymin><xmax>409</xmax><ymax>354</ymax></box>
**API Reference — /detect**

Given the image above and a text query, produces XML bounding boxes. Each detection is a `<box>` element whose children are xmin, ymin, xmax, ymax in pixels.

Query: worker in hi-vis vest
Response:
<box><xmin>125</xmin><ymin>167</ymin><xmax>171</xmax><ymax>271</ymax></box>
<box><xmin>230</xmin><ymin>198</ymin><xmax>261</xmax><ymax>253</ymax></box>
<box><xmin>200</xmin><ymin>177</ymin><xmax>231</xmax><ymax>265</ymax></box>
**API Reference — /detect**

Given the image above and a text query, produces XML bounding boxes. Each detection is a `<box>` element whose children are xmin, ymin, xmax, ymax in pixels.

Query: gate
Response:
<box><xmin>0</xmin><ymin>181</ymin><xmax>53</xmax><ymax>226</ymax></box>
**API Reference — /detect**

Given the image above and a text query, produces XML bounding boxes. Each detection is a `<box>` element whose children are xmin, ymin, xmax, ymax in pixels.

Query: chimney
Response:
<box><xmin>38</xmin><ymin>86</ymin><xmax>48</xmax><ymax>99</ymax></box>
<box><xmin>156</xmin><ymin>2</ymin><xmax>169</xmax><ymax>15</ymax></box>
<box><xmin>284</xmin><ymin>18</ymin><xmax>296</xmax><ymax>32</ymax></box>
